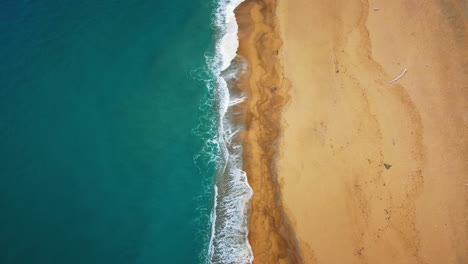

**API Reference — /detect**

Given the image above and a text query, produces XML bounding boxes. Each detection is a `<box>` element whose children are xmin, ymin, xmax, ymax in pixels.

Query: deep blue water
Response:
<box><xmin>0</xmin><ymin>0</ymin><xmax>215</xmax><ymax>263</ymax></box>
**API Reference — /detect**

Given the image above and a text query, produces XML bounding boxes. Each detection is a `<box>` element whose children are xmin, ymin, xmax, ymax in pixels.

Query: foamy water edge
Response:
<box><xmin>206</xmin><ymin>0</ymin><xmax>254</xmax><ymax>263</ymax></box>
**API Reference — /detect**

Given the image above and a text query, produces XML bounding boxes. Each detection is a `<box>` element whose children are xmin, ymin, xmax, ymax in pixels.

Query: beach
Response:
<box><xmin>236</xmin><ymin>0</ymin><xmax>467</xmax><ymax>263</ymax></box>
<box><xmin>235</xmin><ymin>0</ymin><xmax>302</xmax><ymax>263</ymax></box>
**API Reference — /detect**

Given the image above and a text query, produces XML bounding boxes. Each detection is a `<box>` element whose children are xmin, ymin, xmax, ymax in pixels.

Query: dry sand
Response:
<box><xmin>275</xmin><ymin>0</ymin><xmax>468</xmax><ymax>263</ymax></box>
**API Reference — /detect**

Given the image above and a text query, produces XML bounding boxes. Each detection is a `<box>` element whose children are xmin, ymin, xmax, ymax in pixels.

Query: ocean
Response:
<box><xmin>0</xmin><ymin>0</ymin><xmax>251</xmax><ymax>263</ymax></box>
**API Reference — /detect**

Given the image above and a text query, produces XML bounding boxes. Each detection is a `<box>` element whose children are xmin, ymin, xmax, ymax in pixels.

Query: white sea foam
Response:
<box><xmin>206</xmin><ymin>0</ymin><xmax>254</xmax><ymax>263</ymax></box>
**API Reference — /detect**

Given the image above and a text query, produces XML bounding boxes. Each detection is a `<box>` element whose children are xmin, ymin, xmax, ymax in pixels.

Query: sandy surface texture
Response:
<box><xmin>235</xmin><ymin>0</ymin><xmax>302</xmax><ymax>263</ymax></box>
<box><xmin>276</xmin><ymin>0</ymin><xmax>467</xmax><ymax>263</ymax></box>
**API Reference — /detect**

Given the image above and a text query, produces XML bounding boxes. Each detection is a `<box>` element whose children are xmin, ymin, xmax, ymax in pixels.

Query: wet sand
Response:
<box><xmin>276</xmin><ymin>0</ymin><xmax>468</xmax><ymax>263</ymax></box>
<box><xmin>235</xmin><ymin>0</ymin><xmax>301</xmax><ymax>263</ymax></box>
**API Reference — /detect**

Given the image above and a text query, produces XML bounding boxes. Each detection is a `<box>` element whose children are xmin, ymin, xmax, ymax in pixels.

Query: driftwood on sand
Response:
<box><xmin>389</xmin><ymin>68</ymin><xmax>408</xmax><ymax>84</ymax></box>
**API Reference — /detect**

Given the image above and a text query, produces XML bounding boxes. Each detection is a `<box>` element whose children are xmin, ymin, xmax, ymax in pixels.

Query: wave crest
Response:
<box><xmin>205</xmin><ymin>0</ymin><xmax>254</xmax><ymax>263</ymax></box>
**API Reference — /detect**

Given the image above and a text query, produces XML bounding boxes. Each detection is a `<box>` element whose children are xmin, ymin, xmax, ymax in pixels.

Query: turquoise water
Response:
<box><xmin>0</xmin><ymin>0</ymin><xmax>216</xmax><ymax>263</ymax></box>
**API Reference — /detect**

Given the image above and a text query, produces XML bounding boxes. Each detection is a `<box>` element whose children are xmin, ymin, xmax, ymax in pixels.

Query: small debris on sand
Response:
<box><xmin>384</xmin><ymin>163</ymin><xmax>392</xmax><ymax>170</ymax></box>
<box><xmin>373</xmin><ymin>8</ymin><xmax>380</xmax><ymax>11</ymax></box>
<box><xmin>333</xmin><ymin>54</ymin><xmax>339</xmax><ymax>73</ymax></box>
<box><xmin>389</xmin><ymin>68</ymin><xmax>408</xmax><ymax>84</ymax></box>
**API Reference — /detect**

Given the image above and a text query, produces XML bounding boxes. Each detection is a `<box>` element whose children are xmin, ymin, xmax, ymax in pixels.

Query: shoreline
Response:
<box><xmin>234</xmin><ymin>0</ymin><xmax>302</xmax><ymax>263</ymax></box>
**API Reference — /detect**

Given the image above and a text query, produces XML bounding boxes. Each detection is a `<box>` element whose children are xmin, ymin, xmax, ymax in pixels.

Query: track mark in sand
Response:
<box><xmin>339</xmin><ymin>61</ymin><xmax>387</xmax><ymax>264</ymax></box>
<box><xmin>346</xmin><ymin>1</ymin><xmax>429</xmax><ymax>263</ymax></box>
<box><xmin>389</xmin><ymin>81</ymin><xmax>427</xmax><ymax>258</ymax></box>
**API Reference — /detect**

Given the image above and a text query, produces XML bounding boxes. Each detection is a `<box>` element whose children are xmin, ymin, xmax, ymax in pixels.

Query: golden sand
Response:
<box><xmin>234</xmin><ymin>0</ymin><xmax>467</xmax><ymax>263</ymax></box>
<box><xmin>276</xmin><ymin>0</ymin><xmax>468</xmax><ymax>263</ymax></box>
